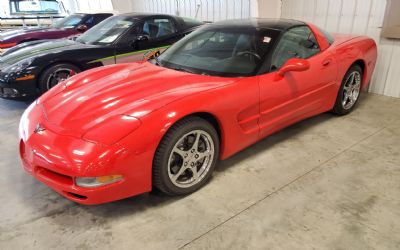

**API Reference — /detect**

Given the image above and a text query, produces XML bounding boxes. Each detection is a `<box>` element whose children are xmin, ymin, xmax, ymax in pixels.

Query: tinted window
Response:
<box><xmin>82</xmin><ymin>15</ymin><xmax>111</xmax><ymax>28</ymax></box>
<box><xmin>94</xmin><ymin>14</ymin><xmax>111</xmax><ymax>24</ymax></box>
<box><xmin>52</xmin><ymin>14</ymin><xmax>84</xmax><ymax>29</ymax></box>
<box><xmin>77</xmin><ymin>16</ymin><xmax>135</xmax><ymax>45</ymax></box>
<box><xmin>158</xmin><ymin>27</ymin><xmax>280</xmax><ymax>77</ymax></box>
<box><xmin>318</xmin><ymin>27</ymin><xmax>335</xmax><ymax>45</ymax></box>
<box><xmin>141</xmin><ymin>18</ymin><xmax>176</xmax><ymax>39</ymax></box>
<box><xmin>270</xmin><ymin>26</ymin><xmax>320</xmax><ymax>71</ymax></box>
<box><xmin>83</xmin><ymin>16</ymin><xmax>95</xmax><ymax>27</ymax></box>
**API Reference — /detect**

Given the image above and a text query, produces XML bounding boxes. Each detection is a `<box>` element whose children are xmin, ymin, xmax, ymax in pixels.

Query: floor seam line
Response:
<box><xmin>177</xmin><ymin>127</ymin><xmax>386</xmax><ymax>249</ymax></box>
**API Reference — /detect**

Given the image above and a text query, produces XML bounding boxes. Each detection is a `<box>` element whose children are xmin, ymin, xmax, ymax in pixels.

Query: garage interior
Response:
<box><xmin>1</xmin><ymin>0</ymin><xmax>400</xmax><ymax>249</ymax></box>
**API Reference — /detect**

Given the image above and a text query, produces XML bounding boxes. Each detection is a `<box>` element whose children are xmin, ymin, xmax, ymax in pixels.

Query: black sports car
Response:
<box><xmin>0</xmin><ymin>13</ymin><xmax>203</xmax><ymax>99</ymax></box>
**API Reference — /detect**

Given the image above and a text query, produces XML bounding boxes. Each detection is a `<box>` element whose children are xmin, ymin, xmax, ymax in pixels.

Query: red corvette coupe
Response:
<box><xmin>19</xmin><ymin>19</ymin><xmax>377</xmax><ymax>204</ymax></box>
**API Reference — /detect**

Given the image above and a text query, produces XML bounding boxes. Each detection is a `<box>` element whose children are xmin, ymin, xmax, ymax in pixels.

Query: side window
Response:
<box><xmin>118</xmin><ymin>24</ymin><xmax>140</xmax><ymax>45</ymax></box>
<box><xmin>270</xmin><ymin>26</ymin><xmax>320</xmax><ymax>71</ymax></box>
<box><xmin>141</xmin><ymin>18</ymin><xmax>176</xmax><ymax>39</ymax></box>
<box><xmin>93</xmin><ymin>15</ymin><xmax>109</xmax><ymax>26</ymax></box>
<box><xmin>83</xmin><ymin>16</ymin><xmax>95</xmax><ymax>28</ymax></box>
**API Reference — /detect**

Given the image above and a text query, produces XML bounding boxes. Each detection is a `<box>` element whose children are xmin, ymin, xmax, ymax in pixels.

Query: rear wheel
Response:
<box><xmin>153</xmin><ymin>116</ymin><xmax>219</xmax><ymax>195</ymax></box>
<box><xmin>332</xmin><ymin>65</ymin><xmax>362</xmax><ymax>115</ymax></box>
<box><xmin>39</xmin><ymin>63</ymin><xmax>80</xmax><ymax>94</ymax></box>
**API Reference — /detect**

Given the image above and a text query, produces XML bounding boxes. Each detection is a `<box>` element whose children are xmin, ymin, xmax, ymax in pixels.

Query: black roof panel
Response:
<box><xmin>118</xmin><ymin>12</ymin><xmax>178</xmax><ymax>19</ymax></box>
<box><xmin>210</xmin><ymin>18</ymin><xmax>305</xmax><ymax>31</ymax></box>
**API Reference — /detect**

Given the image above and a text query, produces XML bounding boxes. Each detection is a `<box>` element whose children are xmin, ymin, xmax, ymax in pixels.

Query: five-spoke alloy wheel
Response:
<box><xmin>153</xmin><ymin>116</ymin><xmax>219</xmax><ymax>195</ymax></box>
<box><xmin>333</xmin><ymin>64</ymin><xmax>363</xmax><ymax>115</ymax></box>
<box><xmin>342</xmin><ymin>71</ymin><xmax>361</xmax><ymax>110</ymax></box>
<box><xmin>39</xmin><ymin>63</ymin><xmax>80</xmax><ymax>94</ymax></box>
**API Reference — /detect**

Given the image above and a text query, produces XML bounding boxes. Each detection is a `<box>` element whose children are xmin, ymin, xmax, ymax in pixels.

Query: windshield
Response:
<box><xmin>52</xmin><ymin>14</ymin><xmax>84</xmax><ymax>29</ymax></box>
<box><xmin>76</xmin><ymin>16</ymin><xmax>135</xmax><ymax>45</ymax></box>
<box><xmin>157</xmin><ymin>26</ymin><xmax>280</xmax><ymax>77</ymax></box>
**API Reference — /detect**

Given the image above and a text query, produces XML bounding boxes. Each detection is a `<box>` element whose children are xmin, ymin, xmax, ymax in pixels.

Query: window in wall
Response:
<box><xmin>10</xmin><ymin>0</ymin><xmax>61</xmax><ymax>15</ymax></box>
<box><xmin>382</xmin><ymin>0</ymin><xmax>400</xmax><ymax>39</ymax></box>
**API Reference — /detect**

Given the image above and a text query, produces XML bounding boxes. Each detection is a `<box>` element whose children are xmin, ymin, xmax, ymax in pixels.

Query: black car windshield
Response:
<box><xmin>52</xmin><ymin>14</ymin><xmax>84</xmax><ymax>29</ymax></box>
<box><xmin>157</xmin><ymin>26</ymin><xmax>280</xmax><ymax>77</ymax></box>
<box><xmin>77</xmin><ymin>16</ymin><xmax>135</xmax><ymax>45</ymax></box>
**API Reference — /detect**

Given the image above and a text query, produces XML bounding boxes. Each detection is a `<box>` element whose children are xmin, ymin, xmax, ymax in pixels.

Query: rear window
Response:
<box><xmin>318</xmin><ymin>27</ymin><xmax>335</xmax><ymax>45</ymax></box>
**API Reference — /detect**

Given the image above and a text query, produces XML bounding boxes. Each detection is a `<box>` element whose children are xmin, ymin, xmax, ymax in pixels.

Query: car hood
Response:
<box><xmin>38</xmin><ymin>61</ymin><xmax>237</xmax><ymax>138</ymax></box>
<box><xmin>0</xmin><ymin>27</ymin><xmax>61</xmax><ymax>40</ymax></box>
<box><xmin>0</xmin><ymin>38</ymin><xmax>95</xmax><ymax>65</ymax></box>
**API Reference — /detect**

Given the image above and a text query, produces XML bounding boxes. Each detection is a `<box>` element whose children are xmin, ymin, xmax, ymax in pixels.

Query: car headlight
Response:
<box><xmin>75</xmin><ymin>175</ymin><xmax>124</xmax><ymax>188</ymax></box>
<box><xmin>5</xmin><ymin>58</ymin><xmax>33</xmax><ymax>73</ymax></box>
<box><xmin>82</xmin><ymin>115</ymin><xmax>141</xmax><ymax>145</ymax></box>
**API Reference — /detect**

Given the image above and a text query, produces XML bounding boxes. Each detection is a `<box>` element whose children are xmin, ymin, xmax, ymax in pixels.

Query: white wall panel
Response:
<box><xmin>282</xmin><ymin>0</ymin><xmax>400</xmax><ymax>98</ymax></box>
<box><xmin>74</xmin><ymin>0</ymin><xmax>113</xmax><ymax>12</ymax></box>
<box><xmin>113</xmin><ymin>0</ymin><xmax>254</xmax><ymax>22</ymax></box>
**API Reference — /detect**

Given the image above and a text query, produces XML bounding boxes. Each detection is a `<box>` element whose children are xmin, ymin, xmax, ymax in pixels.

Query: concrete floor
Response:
<box><xmin>0</xmin><ymin>93</ymin><xmax>399</xmax><ymax>250</ymax></box>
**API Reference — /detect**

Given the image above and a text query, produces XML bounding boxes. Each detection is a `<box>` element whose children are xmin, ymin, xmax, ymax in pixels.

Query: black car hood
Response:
<box><xmin>0</xmin><ymin>39</ymin><xmax>99</xmax><ymax>65</ymax></box>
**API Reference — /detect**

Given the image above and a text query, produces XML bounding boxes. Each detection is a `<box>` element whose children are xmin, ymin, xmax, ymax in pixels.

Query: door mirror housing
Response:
<box><xmin>277</xmin><ymin>58</ymin><xmax>310</xmax><ymax>78</ymax></box>
<box><xmin>131</xmin><ymin>35</ymin><xmax>149</xmax><ymax>47</ymax></box>
<box><xmin>76</xmin><ymin>24</ymin><xmax>88</xmax><ymax>33</ymax></box>
<box><xmin>137</xmin><ymin>35</ymin><xmax>149</xmax><ymax>42</ymax></box>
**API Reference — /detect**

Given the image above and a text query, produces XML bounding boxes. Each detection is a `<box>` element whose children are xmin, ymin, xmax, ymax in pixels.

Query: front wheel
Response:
<box><xmin>153</xmin><ymin>116</ymin><xmax>220</xmax><ymax>195</ymax></box>
<box><xmin>332</xmin><ymin>65</ymin><xmax>362</xmax><ymax>115</ymax></box>
<box><xmin>39</xmin><ymin>63</ymin><xmax>80</xmax><ymax>94</ymax></box>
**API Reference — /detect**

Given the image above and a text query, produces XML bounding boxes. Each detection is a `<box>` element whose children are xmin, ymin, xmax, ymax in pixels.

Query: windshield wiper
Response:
<box><xmin>170</xmin><ymin>66</ymin><xmax>197</xmax><ymax>74</ymax></box>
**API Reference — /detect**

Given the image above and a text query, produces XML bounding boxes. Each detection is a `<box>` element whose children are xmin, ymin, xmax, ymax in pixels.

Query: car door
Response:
<box><xmin>258</xmin><ymin>25</ymin><xmax>337</xmax><ymax>138</ymax></box>
<box><xmin>115</xmin><ymin>17</ymin><xmax>182</xmax><ymax>64</ymax></box>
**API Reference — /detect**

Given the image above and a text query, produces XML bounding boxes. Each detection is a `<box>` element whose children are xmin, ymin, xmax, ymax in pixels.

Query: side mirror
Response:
<box><xmin>76</xmin><ymin>24</ymin><xmax>88</xmax><ymax>33</ymax></box>
<box><xmin>131</xmin><ymin>35</ymin><xmax>149</xmax><ymax>48</ymax></box>
<box><xmin>136</xmin><ymin>35</ymin><xmax>149</xmax><ymax>42</ymax></box>
<box><xmin>277</xmin><ymin>58</ymin><xmax>310</xmax><ymax>78</ymax></box>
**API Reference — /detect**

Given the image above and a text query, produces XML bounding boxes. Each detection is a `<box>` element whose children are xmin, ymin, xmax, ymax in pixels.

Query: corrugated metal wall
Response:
<box><xmin>126</xmin><ymin>0</ymin><xmax>252</xmax><ymax>22</ymax></box>
<box><xmin>281</xmin><ymin>0</ymin><xmax>400</xmax><ymax>98</ymax></box>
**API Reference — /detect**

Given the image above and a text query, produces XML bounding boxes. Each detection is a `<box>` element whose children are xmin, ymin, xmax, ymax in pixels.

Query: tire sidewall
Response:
<box><xmin>156</xmin><ymin>118</ymin><xmax>220</xmax><ymax>195</ymax></box>
<box><xmin>333</xmin><ymin>65</ymin><xmax>363</xmax><ymax>115</ymax></box>
<box><xmin>39</xmin><ymin>63</ymin><xmax>80</xmax><ymax>94</ymax></box>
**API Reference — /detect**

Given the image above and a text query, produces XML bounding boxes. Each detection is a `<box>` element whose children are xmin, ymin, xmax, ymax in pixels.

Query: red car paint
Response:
<box><xmin>19</xmin><ymin>23</ymin><xmax>377</xmax><ymax>204</ymax></box>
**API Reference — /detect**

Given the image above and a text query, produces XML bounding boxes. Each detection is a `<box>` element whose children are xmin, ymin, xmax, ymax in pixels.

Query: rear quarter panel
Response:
<box><xmin>331</xmin><ymin>36</ymin><xmax>377</xmax><ymax>89</ymax></box>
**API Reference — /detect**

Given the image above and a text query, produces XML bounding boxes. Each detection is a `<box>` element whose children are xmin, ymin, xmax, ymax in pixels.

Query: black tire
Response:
<box><xmin>153</xmin><ymin>116</ymin><xmax>220</xmax><ymax>195</ymax></box>
<box><xmin>332</xmin><ymin>64</ymin><xmax>363</xmax><ymax>115</ymax></box>
<box><xmin>39</xmin><ymin>63</ymin><xmax>80</xmax><ymax>94</ymax></box>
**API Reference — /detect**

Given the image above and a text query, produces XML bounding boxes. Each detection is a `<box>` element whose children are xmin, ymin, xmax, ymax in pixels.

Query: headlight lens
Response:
<box><xmin>75</xmin><ymin>175</ymin><xmax>123</xmax><ymax>188</ymax></box>
<box><xmin>5</xmin><ymin>58</ymin><xmax>33</xmax><ymax>72</ymax></box>
<box><xmin>82</xmin><ymin>115</ymin><xmax>141</xmax><ymax>145</ymax></box>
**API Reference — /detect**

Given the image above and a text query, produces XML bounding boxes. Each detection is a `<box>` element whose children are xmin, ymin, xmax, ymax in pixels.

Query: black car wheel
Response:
<box><xmin>333</xmin><ymin>64</ymin><xmax>363</xmax><ymax>115</ymax></box>
<box><xmin>153</xmin><ymin>116</ymin><xmax>220</xmax><ymax>195</ymax></box>
<box><xmin>39</xmin><ymin>63</ymin><xmax>80</xmax><ymax>94</ymax></box>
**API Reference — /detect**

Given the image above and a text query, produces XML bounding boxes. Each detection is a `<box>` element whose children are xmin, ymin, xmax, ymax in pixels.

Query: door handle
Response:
<box><xmin>322</xmin><ymin>59</ymin><xmax>332</xmax><ymax>66</ymax></box>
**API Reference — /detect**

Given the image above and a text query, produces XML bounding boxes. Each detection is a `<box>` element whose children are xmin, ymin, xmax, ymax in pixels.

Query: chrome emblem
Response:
<box><xmin>34</xmin><ymin>123</ymin><xmax>45</xmax><ymax>134</ymax></box>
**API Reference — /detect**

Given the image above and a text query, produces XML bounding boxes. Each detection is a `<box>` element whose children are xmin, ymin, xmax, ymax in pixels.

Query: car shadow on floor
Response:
<box><xmin>70</xmin><ymin>112</ymin><xmax>340</xmax><ymax>222</ymax></box>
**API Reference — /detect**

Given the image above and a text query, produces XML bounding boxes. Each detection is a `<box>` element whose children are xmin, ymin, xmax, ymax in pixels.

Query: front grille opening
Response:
<box><xmin>66</xmin><ymin>192</ymin><xmax>87</xmax><ymax>200</ymax></box>
<box><xmin>36</xmin><ymin>167</ymin><xmax>73</xmax><ymax>186</ymax></box>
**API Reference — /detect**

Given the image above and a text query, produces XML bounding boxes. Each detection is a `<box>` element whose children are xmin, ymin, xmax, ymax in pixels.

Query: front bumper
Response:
<box><xmin>0</xmin><ymin>70</ymin><xmax>38</xmax><ymax>99</ymax></box>
<box><xmin>19</xmin><ymin>105</ymin><xmax>152</xmax><ymax>204</ymax></box>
